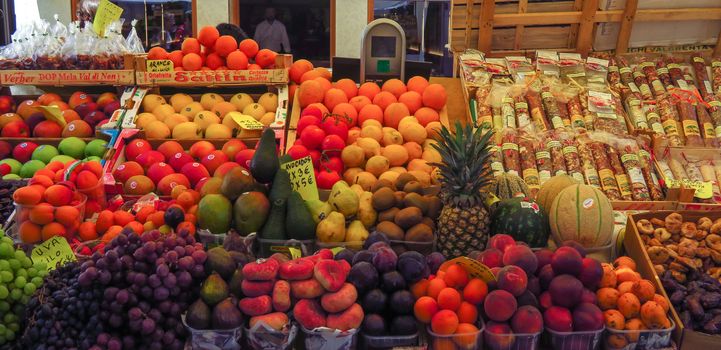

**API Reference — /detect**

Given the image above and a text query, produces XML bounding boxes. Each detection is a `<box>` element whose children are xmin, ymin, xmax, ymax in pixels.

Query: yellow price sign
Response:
<box><xmin>35</xmin><ymin>105</ymin><xmax>66</xmax><ymax>127</ymax></box>
<box><xmin>667</xmin><ymin>179</ymin><xmax>713</xmax><ymax>199</ymax></box>
<box><xmin>31</xmin><ymin>236</ymin><xmax>77</xmax><ymax>272</ymax></box>
<box><xmin>280</xmin><ymin>156</ymin><xmax>319</xmax><ymax>201</ymax></box>
<box><xmin>287</xmin><ymin>247</ymin><xmax>302</xmax><ymax>259</ymax></box>
<box><xmin>93</xmin><ymin>0</ymin><xmax>124</xmax><ymax>37</ymax></box>
<box><xmin>230</xmin><ymin>112</ymin><xmax>264</xmax><ymax>130</ymax></box>
<box><xmin>146</xmin><ymin>59</ymin><xmax>173</xmax><ymax>72</ymax></box>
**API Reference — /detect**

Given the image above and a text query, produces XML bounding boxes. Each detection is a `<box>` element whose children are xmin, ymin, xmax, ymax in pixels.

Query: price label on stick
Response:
<box><xmin>35</xmin><ymin>105</ymin><xmax>67</xmax><ymax>127</ymax></box>
<box><xmin>93</xmin><ymin>0</ymin><xmax>124</xmax><ymax>37</ymax></box>
<box><xmin>146</xmin><ymin>60</ymin><xmax>173</xmax><ymax>72</ymax></box>
<box><xmin>280</xmin><ymin>156</ymin><xmax>319</xmax><ymax>201</ymax></box>
<box><xmin>31</xmin><ymin>236</ymin><xmax>77</xmax><ymax>272</ymax></box>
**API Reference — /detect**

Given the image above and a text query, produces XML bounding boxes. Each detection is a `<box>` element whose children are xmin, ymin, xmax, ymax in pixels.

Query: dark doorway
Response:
<box><xmin>239</xmin><ymin>0</ymin><xmax>330</xmax><ymax>66</ymax></box>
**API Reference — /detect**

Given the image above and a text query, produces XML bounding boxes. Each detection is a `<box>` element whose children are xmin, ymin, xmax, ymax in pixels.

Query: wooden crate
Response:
<box><xmin>134</xmin><ymin>54</ymin><xmax>291</xmax><ymax>87</ymax></box>
<box><xmin>449</xmin><ymin>0</ymin><xmax>721</xmax><ymax>57</ymax></box>
<box><xmin>0</xmin><ymin>55</ymin><xmax>135</xmax><ymax>86</ymax></box>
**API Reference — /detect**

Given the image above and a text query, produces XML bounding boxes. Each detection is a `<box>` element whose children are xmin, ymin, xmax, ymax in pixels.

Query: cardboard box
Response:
<box><xmin>625</xmin><ymin>210</ymin><xmax>721</xmax><ymax>349</ymax></box>
<box><xmin>595</xmin><ymin>0</ymin><xmax>721</xmax><ymax>51</ymax></box>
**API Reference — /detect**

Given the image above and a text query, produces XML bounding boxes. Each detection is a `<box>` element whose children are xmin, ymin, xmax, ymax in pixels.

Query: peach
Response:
<box><xmin>454</xmin><ymin>322</ymin><xmax>481</xmax><ymax>349</ymax></box>
<box><xmin>426</xmin><ymin>276</ymin><xmax>446</xmax><ymax>299</ymax></box>
<box><xmin>29</xmin><ymin>203</ymin><xmax>54</xmax><ymax>225</ymax></box>
<box><xmin>293</xmin><ymin>299</ymin><xmax>327</xmax><ymax>329</ymax></box>
<box><xmin>290</xmin><ymin>278</ymin><xmax>324</xmax><ymax>299</ymax></box>
<box><xmin>1</xmin><ymin>120</ymin><xmax>29</xmax><ymax>137</ymax></box>
<box><xmin>596</xmin><ymin>288</ymin><xmax>620</xmax><ymax>310</ymax></box>
<box><xmin>33</xmin><ymin>120</ymin><xmax>62</xmax><ymax>137</ymax></box>
<box><xmin>272</xmin><ymin>280</ymin><xmax>291</xmax><ymax>312</ymax></box>
<box><xmin>238</xmin><ymin>295</ymin><xmax>272</xmax><ymax>316</ymax></box>
<box><xmin>477</xmin><ymin>248</ymin><xmax>504</xmax><ymax>268</ymax></box>
<box><xmin>279</xmin><ymin>258</ymin><xmax>315</xmax><ymax>281</ymax></box>
<box><xmin>484</xmin><ymin>290</ymin><xmax>517</xmax><ymax>322</ymax></box>
<box><xmin>414</xmin><ymin>296</ymin><xmax>438</xmax><ymax>323</ymax></box>
<box><xmin>550</xmin><ymin>247</ymin><xmax>583</xmax><ymax>276</ymax></box>
<box><xmin>242</xmin><ymin>258</ymin><xmax>280</xmax><ymax>281</ymax></box>
<box><xmin>157</xmin><ymin>173</ymin><xmax>191</xmax><ymax>195</ymax></box>
<box><xmin>321</xmin><ymin>283</ymin><xmax>358</xmax><ymax>313</ymax></box>
<box><xmin>241</xmin><ymin>279</ymin><xmax>275</xmax><ymax>297</ymax></box>
<box><xmin>431</xmin><ymin>309</ymin><xmax>459</xmax><ymax>335</ymax></box>
<box><xmin>539</xmin><ymin>291</ymin><xmax>553</xmax><ymax>310</ymax></box>
<box><xmin>314</xmin><ymin>259</ymin><xmax>349</xmax><ymax>292</ymax></box>
<box><xmin>653</xmin><ymin>294</ymin><xmax>670</xmax><ymax>312</ymax></box>
<box><xmin>640</xmin><ymin>301</ymin><xmax>667</xmax><ymax>329</ymax></box>
<box><xmin>62</xmin><ymin>120</ymin><xmax>93</xmax><ymax>137</ymax></box>
<box><xmin>579</xmin><ymin>257</ymin><xmax>603</xmax><ymax>290</ymax></box>
<box><xmin>497</xmin><ymin>265</ymin><xmax>528</xmax><ymax>297</ymax></box>
<box><xmin>75</xmin><ymin>170</ymin><xmax>99</xmax><ymax>191</ymax></box>
<box><xmin>618</xmin><ymin>293</ymin><xmax>641</xmax><ymax>318</ymax></box>
<box><xmin>44</xmin><ymin>184</ymin><xmax>73</xmax><ymax>206</ymax></box>
<box><xmin>124</xmin><ymin>175</ymin><xmax>155</xmax><ymax>195</ymax></box>
<box><xmin>572</xmin><ymin>302</ymin><xmax>604</xmax><ymax>331</ymax></box>
<box><xmin>511</xmin><ymin>305</ymin><xmax>543</xmax><ymax>333</ymax></box>
<box><xmin>249</xmin><ymin>312</ymin><xmax>289</xmax><ymax>331</ymax></box>
<box><xmin>549</xmin><ymin>274</ymin><xmax>583</xmax><ymax>309</ymax></box>
<box><xmin>443</xmin><ymin>264</ymin><xmax>469</xmax><ymax>289</ymax></box>
<box><xmin>625</xmin><ymin>318</ymin><xmax>646</xmax><ymax>342</ymax></box>
<box><xmin>488</xmin><ymin>234</ymin><xmax>516</xmax><ymax>253</ymax></box>
<box><xmin>181</xmin><ymin>162</ymin><xmax>210</xmax><ymax>187</ymax></box>
<box><xmin>615</xmin><ymin>266</ymin><xmax>641</xmax><ymax>284</ymax></box>
<box><xmin>543</xmin><ymin>306</ymin><xmax>573</xmax><ymax>332</ymax></box>
<box><xmin>603</xmin><ymin>309</ymin><xmax>625</xmax><ymax>330</ymax></box>
<box><xmin>631</xmin><ymin>280</ymin><xmax>655</xmax><ymax>303</ymax></box>
<box><xmin>614</xmin><ymin>256</ymin><xmax>637</xmax><ymax>271</ymax></box>
<box><xmin>13</xmin><ymin>186</ymin><xmax>43</xmax><ymax>205</ymax></box>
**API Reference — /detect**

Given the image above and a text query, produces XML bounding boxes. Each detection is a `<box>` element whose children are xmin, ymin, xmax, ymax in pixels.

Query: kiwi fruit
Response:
<box><xmin>403</xmin><ymin>181</ymin><xmax>423</xmax><ymax>194</ymax></box>
<box><xmin>394</xmin><ymin>207</ymin><xmax>423</xmax><ymax>230</ymax></box>
<box><xmin>393</xmin><ymin>191</ymin><xmax>406</xmax><ymax>207</ymax></box>
<box><xmin>371</xmin><ymin>187</ymin><xmax>396</xmax><ymax>211</ymax></box>
<box><xmin>376</xmin><ymin>221</ymin><xmax>404</xmax><ymax>241</ymax></box>
<box><xmin>378</xmin><ymin>207</ymin><xmax>400</xmax><ymax>222</ymax></box>
<box><xmin>421</xmin><ymin>217</ymin><xmax>436</xmax><ymax>230</ymax></box>
<box><xmin>395</xmin><ymin>173</ymin><xmax>417</xmax><ymax>192</ymax></box>
<box><xmin>371</xmin><ymin>179</ymin><xmax>395</xmax><ymax>193</ymax></box>
<box><xmin>424</xmin><ymin>195</ymin><xmax>442</xmax><ymax>219</ymax></box>
<box><xmin>405</xmin><ymin>223</ymin><xmax>434</xmax><ymax>251</ymax></box>
<box><xmin>403</xmin><ymin>192</ymin><xmax>428</xmax><ymax>214</ymax></box>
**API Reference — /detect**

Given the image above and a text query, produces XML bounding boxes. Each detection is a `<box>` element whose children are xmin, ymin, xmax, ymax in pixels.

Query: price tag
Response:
<box><xmin>439</xmin><ymin>257</ymin><xmax>495</xmax><ymax>283</ymax></box>
<box><xmin>31</xmin><ymin>236</ymin><xmax>76</xmax><ymax>272</ymax></box>
<box><xmin>667</xmin><ymin>179</ymin><xmax>713</xmax><ymax>199</ymax></box>
<box><xmin>287</xmin><ymin>247</ymin><xmax>302</xmax><ymax>260</ymax></box>
<box><xmin>93</xmin><ymin>0</ymin><xmax>124</xmax><ymax>37</ymax></box>
<box><xmin>280</xmin><ymin>156</ymin><xmax>319</xmax><ymax>201</ymax></box>
<box><xmin>146</xmin><ymin>59</ymin><xmax>173</xmax><ymax>72</ymax></box>
<box><xmin>229</xmin><ymin>112</ymin><xmax>264</xmax><ymax>130</ymax></box>
<box><xmin>35</xmin><ymin>105</ymin><xmax>66</xmax><ymax>127</ymax></box>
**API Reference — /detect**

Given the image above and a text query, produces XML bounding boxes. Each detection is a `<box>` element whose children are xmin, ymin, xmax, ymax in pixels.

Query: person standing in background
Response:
<box><xmin>253</xmin><ymin>7</ymin><xmax>291</xmax><ymax>53</ymax></box>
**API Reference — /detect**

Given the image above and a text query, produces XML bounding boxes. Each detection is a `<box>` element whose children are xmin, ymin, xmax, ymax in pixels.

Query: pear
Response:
<box><xmin>345</xmin><ymin>220</ymin><xmax>369</xmax><ymax>250</ymax></box>
<box><xmin>328</xmin><ymin>181</ymin><xmax>360</xmax><ymax>218</ymax></box>
<box><xmin>316</xmin><ymin>212</ymin><xmax>346</xmax><ymax>243</ymax></box>
<box><xmin>349</xmin><ymin>184</ymin><xmax>365</xmax><ymax>199</ymax></box>
<box><xmin>357</xmin><ymin>191</ymin><xmax>377</xmax><ymax>229</ymax></box>
<box><xmin>305</xmin><ymin>199</ymin><xmax>332</xmax><ymax>224</ymax></box>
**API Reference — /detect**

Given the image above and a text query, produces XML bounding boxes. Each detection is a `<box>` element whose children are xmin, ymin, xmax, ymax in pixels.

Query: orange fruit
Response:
<box><xmin>255</xmin><ymin>49</ymin><xmax>277</xmax><ymax>68</ymax></box>
<box><xmin>407</xmin><ymin>76</ymin><xmax>429</xmax><ymax>94</ymax></box>
<box><xmin>147</xmin><ymin>47</ymin><xmax>169</xmax><ymax>60</ymax></box>
<box><xmin>197</xmin><ymin>26</ymin><xmax>220</xmax><ymax>47</ymax></box>
<box><xmin>182</xmin><ymin>53</ymin><xmax>202</xmax><ymax>71</ymax></box>
<box><xmin>427</xmin><ymin>278</ymin><xmax>447</xmax><ymax>300</ymax></box>
<box><xmin>124</xmin><ymin>221</ymin><xmax>144</xmax><ymax>234</ymax></box>
<box><xmin>181</xmin><ymin>38</ymin><xmax>200</xmax><ymax>55</ymax></box>
<box><xmin>457</xmin><ymin>301</ymin><xmax>478</xmax><ymax>324</ymax></box>
<box><xmin>444</xmin><ymin>264</ymin><xmax>470</xmax><ymax>289</ymax></box>
<box><xmin>13</xmin><ymin>186</ymin><xmax>43</xmax><ymax>205</ymax></box>
<box><xmin>372</xmin><ymin>91</ymin><xmax>397</xmax><ymax>111</ymax></box>
<box><xmin>334</xmin><ymin>79</ymin><xmax>358</xmax><ymax>99</ymax></box>
<box><xmin>358</xmin><ymin>82</ymin><xmax>381</xmax><ymax>100</ymax></box>
<box><xmin>238</xmin><ymin>39</ymin><xmax>259</xmax><ymax>59</ymax></box>
<box><xmin>382</xmin><ymin>78</ymin><xmax>407</xmax><ymax>98</ymax></box>
<box><xmin>414</xmin><ymin>296</ymin><xmax>439</xmax><ymax>323</ymax></box>
<box><xmin>422</xmin><ymin>83</ymin><xmax>447</xmax><ymax>110</ymax></box>
<box><xmin>437</xmin><ymin>288</ymin><xmax>462</xmax><ymax>311</ymax></box>
<box><xmin>19</xmin><ymin>222</ymin><xmax>42</xmax><ymax>244</ymax></box>
<box><xmin>168</xmin><ymin>50</ymin><xmax>183</xmax><ymax>67</ymax></box>
<box><xmin>101</xmin><ymin>225</ymin><xmax>123</xmax><ymax>243</ymax></box>
<box><xmin>214</xmin><ymin>35</ymin><xmax>238</xmax><ymax>57</ymax></box>
<box><xmin>227</xmin><ymin>50</ymin><xmax>249</xmax><ymax>70</ymax></box>
<box><xmin>113</xmin><ymin>211</ymin><xmax>135</xmax><ymax>227</ymax></box>
<box><xmin>95</xmin><ymin>210</ymin><xmax>115</xmax><ymax>234</ymax></box>
<box><xmin>289</xmin><ymin>59</ymin><xmax>313</xmax><ymax>83</ymax></box>
<box><xmin>177</xmin><ymin>192</ymin><xmax>196</xmax><ymax>210</ymax></box>
<box><xmin>430</xmin><ymin>309</ymin><xmax>459</xmax><ymax>335</ymax></box>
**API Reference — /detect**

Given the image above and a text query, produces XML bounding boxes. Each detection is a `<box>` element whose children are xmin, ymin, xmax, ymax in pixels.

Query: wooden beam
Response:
<box><xmin>367</xmin><ymin>0</ymin><xmax>374</xmax><ymax>23</ymax></box>
<box><xmin>477</xmin><ymin>0</ymin><xmax>496</xmax><ymax>53</ymax></box>
<box><xmin>514</xmin><ymin>0</ymin><xmax>528</xmax><ymax>50</ymax></box>
<box><xmin>615</xmin><ymin>0</ymin><xmax>638</xmax><ymax>53</ymax></box>
<box><xmin>576</xmin><ymin>0</ymin><xmax>598</xmax><ymax>56</ymax></box>
<box><xmin>229</xmin><ymin>0</ymin><xmax>240</xmax><ymax>26</ymax></box>
<box><xmin>465</xmin><ymin>0</ymin><xmax>474</xmax><ymax>49</ymax></box>
<box><xmin>568</xmin><ymin>0</ymin><xmax>584</xmax><ymax>48</ymax></box>
<box><xmin>192</xmin><ymin>0</ymin><xmax>198</xmax><ymax>38</ymax></box>
<box><xmin>492</xmin><ymin>8</ymin><xmax>721</xmax><ymax>27</ymax></box>
<box><xmin>715</xmin><ymin>28</ymin><xmax>721</xmax><ymax>57</ymax></box>
<box><xmin>331</xmin><ymin>0</ymin><xmax>336</xmax><ymax>63</ymax></box>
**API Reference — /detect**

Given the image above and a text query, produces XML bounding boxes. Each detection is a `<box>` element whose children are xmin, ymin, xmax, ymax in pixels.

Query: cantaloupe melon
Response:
<box><xmin>537</xmin><ymin>175</ymin><xmax>578</xmax><ymax>215</ymax></box>
<box><xmin>549</xmin><ymin>184</ymin><xmax>613</xmax><ymax>248</ymax></box>
<box><xmin>490</xmin><ymin>173</ymin><xmax>529</xmax><ymax>201</ymax></box>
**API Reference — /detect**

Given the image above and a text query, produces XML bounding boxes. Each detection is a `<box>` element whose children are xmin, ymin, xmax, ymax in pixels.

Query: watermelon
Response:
<box><xmin>490</xmin><ymin>197</ymin><xmax>549</xmax><ymax>248</ymax></box>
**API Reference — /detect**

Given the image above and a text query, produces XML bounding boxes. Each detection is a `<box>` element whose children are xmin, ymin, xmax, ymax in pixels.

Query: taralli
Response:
<box><xmin>681</xmin><ymin>222</ymin><xmax>698</xmax><ymax>239</ymax></box>
<box><xmin>665</xmin><ymin>213</ymin><xmax>683</xmax><ymax>234</ymax></box>
<box><xmin>650</xmin><ymin>218</ymin><xmax>666</xmax><ymax>228</ymax></box>
<box><xmin>647</xmin><ymin>246</ymin><xmax>670</xmax><ymax>264</ymax></box>
<box><xmin>654</xmin><ymin>228</ymin><xmax>671</xmax><ymax>242</ymax></box>
<box><xmin>698</xmin><ymin>217</ymin><xmax>713</xmax><ymax>232</ymax></box>
<box><xmin>706</xmin><ymin>234</ymin><xmax>721</xmax><ymax>251</ymax></box>
<box><xmin>636</xmin><ymin>219</ymin><xmax>654</xmax><ymax>235</ymax></box>
<box><xmin>712</xmin><ymin>222</ymin><xmax>721</xmax><ymax>235</ymax></box>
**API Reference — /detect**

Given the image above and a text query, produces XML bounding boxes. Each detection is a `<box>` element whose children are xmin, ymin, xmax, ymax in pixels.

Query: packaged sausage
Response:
<box><xmin>578</xmin><ymin>90</ymin><xmax>595</xmax><ymax>131</ymax></box>
<box><xmin>639</xmin><ymin>60</ymin><xmax>667</xmax><ymax>97</ymax></box>
<box><xmin>560</xmin><ymin>52</ymin><xmax>586</xmax><ymax>85</ymax></box>
<box><xmin>606</xmin><ymin>145</ymin><xmax>633</xmax><ymax>200</ymax></box>
<box><xmin>625</xmin><ymin>98</ymin><xmax>649</xmax><ymax>130</ymax></box>
<box><xmin>534</xmin><ymin>138</ymin><xmax>553</xmax><ymax>185</ymax></box>
<box><xmin>606</xmin><ymin>57</ymin><xmax>622</xmax><ymax>87</ymax></box>
<box><xmin>668</xmin><ymin>158</ymin><xmax>689</xmax><ymax>180</ymax></box>
<box><xmin>655</xmin><ymin>58</ymin><xmax>674</xmax><ymax>91</ymax></box>
<box><xmin>677</xmin><ymin>101</ymin><xmax>704</xmax><ymax>146</ymax></box>
<box><xmin>493</xmin><ymin>107</ymin><xmax>503</xmax><ymax>131</ymax></box>
<box><xmin>501</xmin><ymin>129</ymin><xmax>521</xmax><ymax>176</ymax></box>
<box><xmin>567</xmin><ymin>94</ymin><xmax>586</xmax><ymax>130</ymax></box>
<box><xmin>656</xmin><ymin>94</ymin><xmax>683</xmax><ymax>146</ymax></box>
<box><xmin>588</xmin><ymin>90</ymin><xmax>627</xmax><ymax>135</ymax></box>
<box><xmin>655</xmin><ymin>159</ymin><xmax>675</xmax><ymax>183</ymax></box>
<box><xmin>695</xmin><ymin>103</ymin><xmax>720</xmax><ymax>147</ymax></box>
<box><xmin>712</xmin><ymin>59</ymin><xmax>721</xmax><ymax>97</ymax></box>
<box><xmin>514</xmin><ymin>95</ymin><xmax>532</xmax><ymax>132</ymax></box>
<box><xmin>588</xmin><ymin>141</ymin><xmax>621</xmax><ymax>199</ymax></box>
<box><xmin>561</xmin><ymin>135</ymin><xmax>584</xmax><ymax>183</ymax></box>
<box><xmin>546</xmin><ymin>136</ymin><xmax>568</xmax><ymax>176</ymax></box>
<box><xmin>542</xmin><ymin>88</ymin><xmax>565</xmax><ymax>130</ymax></box>
<box><xmin>616</xmin><ymin>56</ymin><xmax>643</xmax><ymax>100</ymax></box>
<box><xmin>501</xmin><ymin>97</ymin><xmax>516</xmax><ymax>129</ymax></box>
<box><xmin>518</xmin><ymin>138</ymin><xmax>540</xmax><ymax>196</ymax></box>
<box><xmin>642</xmin><ymin>103</ymin><xmax>665</xmax><ymax>135</ymax></box>
<box><xmin>475</xmin><ymin>86</ymin><xmax>493</xmax><ymax>130</ymax></box>
<box><xmin>526</xmin><ymin>89</ymin><xmax>549</xmax><ymax>132</ymax></box>
<box><xmin>713</xmin><ymin>160</ymin><xmax>721</xmax><ymax>188</ymax></box>
<box><xmin>690</xmin><ymin>54</ymin><xmax>721</xmax><ymax>138</ymax></box>
<box><xmin>536</xmin><ymin>50</ymin><xmax>560</xmax><ymax>77</ymax></box>
<box><xmin>490</xmin><ymin>145</ymin><xmax>505</xmax><ymax>177</ymax></box>
<box><xmin>632</xmin><ymin>67</ymin><xmax>654</xmax><ymax>101</ymax></box>
<box><xmin>617</xmin><ymin>141</ymin><xmax>651</xmax><ymax>201</ymax></box>
<box><xmin>699</xmin><ymin>160</ymin><xmax>721</xmax><ymax>202</ymax></box>
<box><xmin>577</xmin><ymin>140</ymin><xmax>602</xmax><ymax>189</ymax></box>
<box><xmin>638</xmin><ymin>147</ymin><xmax>664</xmax><ymax>201</ymax></box>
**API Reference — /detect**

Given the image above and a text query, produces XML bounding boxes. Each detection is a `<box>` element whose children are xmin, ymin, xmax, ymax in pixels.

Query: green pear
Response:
<box><xmin>305</xmin><ymin>199</ymin><xmax>333</xmax><ymax>224</ymax></box>
<box><xmin>316</xmin><ymin>212</ymin><xmax>346</xmax><ymax>243</ymax></box>
<box><xmin>328</xmin><ymin>181</ymin><xmax>359</xmax><ymax>218</ymax></box>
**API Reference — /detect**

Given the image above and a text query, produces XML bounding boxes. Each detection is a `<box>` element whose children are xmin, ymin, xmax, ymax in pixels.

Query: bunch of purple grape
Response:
<box><xmin>77</xmin><ymin>228</ymin><xmax>208</xmax><ymax>350</ymax></box>
<box><xmin>21</xmin><ymin>261</ymin><xmax>106</xmax><ymax>350</ymax></box>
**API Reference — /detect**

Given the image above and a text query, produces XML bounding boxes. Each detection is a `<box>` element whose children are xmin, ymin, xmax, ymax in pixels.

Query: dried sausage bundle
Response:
<box><xmin>638</xmin><ymin>148</ymin><xmax>664</xmax><ymax>201</ymax></box>
<box><xmin>632</xmin><ymin>66</ymin><xmax>654</xmax><ymax>101</ymax></box>
<box><xmin>518</xmin><ymin>138</ymin><xmax>540</xmax><ymax>196</ymax></box>
<box><xmin>618</xmin><ymin>143</ymin><xmax>651</xmax><ymax>201</ymax></box>
<box><xmin>541</xmin><ymin>88</ymin><xmax>565</xmax><ymax>130</ymax></box>
<box><xmin>656</xmin><ymin>94</ymin><xmax>683</xmax><ymax>146</ymax></box>
<box><xmin>501</xmin><ymin>129</ymin><xmax>521</xmax><ymax>176</ymax></box>
<box><xmin>654</xmin><ymin>59</ymin><xmax>674</xmax><ymax>91</ymax></box>
<box><xmin>501</xmin><ymin>97</ymin><xmax>516</xmax><ymax>129</ymax></box>
<box><xmin>616</xmin><ymin>56</ymin><xmax>643</xmax><ymax>100</ymax></box>
<box><xmin>625</xmin><ymin>98</ymin><xmax>649</xmax><ymax>130</ymax></box>
<box><xmin>640</xmin><ymin>60</ymin><xmax>667</xmax><ymax>98</ymax></box>
<box><xmin>514</xmin><ymin>95</ymin><xmax>532</xmax><ymax>131</ymax></box>
<box><xmin>606</xmin><ymin>145</ymin><xmax>633</xmax><ymax>200</ymax></box>
<box><xmin>677</xmin><ymin>102</ymin><xmax>704</xmax><ymax>147</ymax></box>
<box><xmin>561</xmin><ymin>136</ymin><xmax>584</xmax><ymax>183</ymax></box>
<box><xmin>534</xmin><ymin>138</ymin><xmax>553</xmax><ymax>185</ymax></box>
<box><xmin>546</xmin><ymin>137</ymin><xmax>568</xmax><ymax>177</ymax></box>
<box><xmin>490</xmin><ymin>145</ymin><xmax>505</xmax><ymax>178</ymax></box>
<box><xmin>589</xmin><ymin>141</ymin><xmax>621</xmax><ymax>200</ymax></box>
<box><xmin>712</xmin><ymin>59</ymin><xmax>721</xmax><ymax>97</ymax></box>
<box><xmin>642</xmin><ymin>103</ymin><xmax>665</xmax><ymax>135</ymax></box>
<box><xmin>577</xmin><ymin>140</ymin><xmax>601</xmax><ymax>189</ymax></box>
<box><xmin>475</xmin><ymin>86</ymin><xmax>493</xmax><ymax>130</ymax></box>
<box><xmin>567</xmin><ymin>94</ymin><xmax>587</xmax><ymax>130</ymax></box>
<box><xmin>526</xmin><ymin>90</ymin><xmax>549</xmax><ymax>132</ymax></box>
<box><xmin>691</xmin><ymin>54</ymin><xmax>721</xmax><ymax>140</ymax></box>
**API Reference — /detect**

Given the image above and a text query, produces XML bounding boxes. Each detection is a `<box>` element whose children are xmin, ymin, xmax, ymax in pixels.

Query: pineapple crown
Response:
<box><xmin>429</xmin><ymin>121</ymin><xmax>494</xmax><ymax>208</ymax></box>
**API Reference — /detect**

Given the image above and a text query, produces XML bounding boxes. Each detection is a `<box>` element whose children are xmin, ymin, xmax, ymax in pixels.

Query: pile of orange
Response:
<box><xmin>147</xmin><ymin>26</ymin><xmax>278</xmax><ymax>72</ymax></box>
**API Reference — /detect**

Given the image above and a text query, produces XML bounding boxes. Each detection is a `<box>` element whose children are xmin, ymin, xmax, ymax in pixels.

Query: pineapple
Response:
<box><xmin>429</xmin><ymin>122</ymin><xmax>494</xmax><ymax>258</ymax></box>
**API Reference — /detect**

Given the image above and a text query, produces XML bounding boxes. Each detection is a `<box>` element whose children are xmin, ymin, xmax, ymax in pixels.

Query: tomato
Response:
<box><xmin>319</xmin><ymin>115</ymin><xmax>349</xmax><ymax>142</ymax></box>
<box><xmin>320</xmin><ymin>156</ymin><xmax>343</xmax><ymax>174</ymax></box>
<box><xmin>320</xmin><ymin>135</ymin><xmax>345</xmax><ymax>157</ymax></box>
<box><xmin>299</xmin><ymin>125</ymin><xmax>326</xmax><ymax>150</ymax></box>
<box><xmin>297</xmin><ymin>114</ymin><xmax>320</xmax><ymax>135</ymax></box>
<box><xmin>316</xmin><ymin>168</ymin><xmax>341</xmax><ymax>189</ymax></box>
<box><xmin>287</xmin><ymin>144</ymin><xmax>310</xmax><ymax>160</ymax></box>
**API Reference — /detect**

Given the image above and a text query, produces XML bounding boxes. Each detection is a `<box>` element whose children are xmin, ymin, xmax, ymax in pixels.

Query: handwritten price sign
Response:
<box><xmin>280</xmin><ymin>156</ymin><xmax>319</xmax><ymax>201</ymax></box>
<box><xmin>146</xmin><ymin>60</ymin><xmax>173</xmax><ymax>73</ymax></box>
<box><xmin>31</xmin><ymin>236</ymin><xmax>76</xmax><ymax>272</ymax></box>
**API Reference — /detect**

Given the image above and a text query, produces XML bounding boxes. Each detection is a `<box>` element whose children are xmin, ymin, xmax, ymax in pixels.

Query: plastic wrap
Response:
<box><xmin>536</xmin><ymin>50</ymin><xmax>560</xmax><ymax>77</ymax></box>
<box><xmin>642</xmin><ymin>103</ymin><xmax>664</xmax><ymax>135</ymax></box>
<box><xmin>639</xmin><ymin>59</ymin><xmax>666</xmax><ymax>97</ymax></box>
<box><xmin>699</xmin><ymin>160</ymin><xmax>721</xmax><ymax>201</ymax></box>
<box><xmin>632</xmin><ymin>66</ymin><xmax>654</xmax><ymax>101</ymax></box>
<box><xmin>625</xmin><ymin>98</ymin><xmax>649</xmax><ymax>130</ymax></box>
<box><xmin>577</xmin><ymin>139</ymin><xmax>601</xmax><ymax>189</ymax></box>
<box><xmin>561</xmin><ymin>134</ymin><xmax>584</xmax><ymax>183</ymax></box>
<box><xmin>526</xmin><ymin>89</ymin><xmax>549</xmax><ymax>131</ymax></box>
<box><xmin>637</xmin><ymin>147</ymin><xmax>664</xmax><ymax>200</ymax></box>
<box><xmin>566</xmin><ymin>93</ymin><xmax>586</xmax><ymax>130</ymax></box>
<box><xmin>691</xmin><ymin>53</ymin><xmax>721</xmax><ymax>139</ymax></box>
<box><xmin>588</xmin><ymin>90</ymin><xmax>627</xmax><ymax>135</ymax></box>
<box><xmin>655</xmin><ymin>58</ymin><xmax>674</xmax><ymax>91</ymax></box>
<box><xmin>542</xmin><ymin>87</ymin><xmax>565</xmax><ymax>130</ymax></box>
<box><xmin>588</xmin><ymin>141</ymin><xmax>621</xmax><ymax>200</ymax></box>
<box><xmin>513</xmin><ymin>94</ymin><xmax>532</xmax><ymax>132</ymax></box>
<box><xmin>656</xmin><ymin>159</ymin><xmax>675</xmax><ymax>183</ymax></box>
<box><xmin>534</xmin><ymin>138</ymin><xmax>553</xmax><ymax>185</ymax></box>
<box><xmin>677</xmin><ymin>101</ymin><xmax>704</xmax><ymax>146</ymax></box>
<box><xmin>585</xmin><ymin>56</ymin><xmax>609</xmax><ymax>85</ymax></box>
<box><xmin>695</xmin><ymin>103</ymin><xmax>719</xmax><ymax>147</ymax></box>
<box><xmin>546</xmin><ymin>135</ymin><xmax>567</xmax><ymax>176</ymax></box>
<box><xmin>126</xmin><ymin>19</ymin><xmax>145</xmax><ymax>53</ymax></box>
<box><xmin>668</xmin><ymin>158</ymin><xmax>688</xmax><ymax>180</ymax></box>
<box><xmin>617</xmin><ymin>140</ymin><xmax>650</xmax><ymax>201</ymax></box>
<box><xmin>518</xmin><ymin>137</ymin><xmax>540</xmax><ymax>196</ymax></box>
<box><xmin>501</xmin><ymin>97</ymin><xmax>516</xmax><ymax>129</ymax></box>
<box><xmin>560</xmin><ymin>52</ymin><xmax>586</xmax><ymax>85</ymax></box>
<box><xmin>713</xmin><ymin>59</ymin><xmax>721</xmax><ymax>97</ymax></box>
<box><xmin>616</xmin><ymin>56</ymin><xmax>642</xmax><ymax>100</ymax></box>
<box><xmin>657</xmin><ymin>94</ymin><xmax>683</xmax><ymax>146</ymax></box>
<box><xmin>490</xmin><ymin>145</ymin><xmax>505</xmax><ymax>178</ymax></box>
<box><xmin>475</xmin><ymin>86</ymin><xmax>493</xmax><ymax>130</ymax></box>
